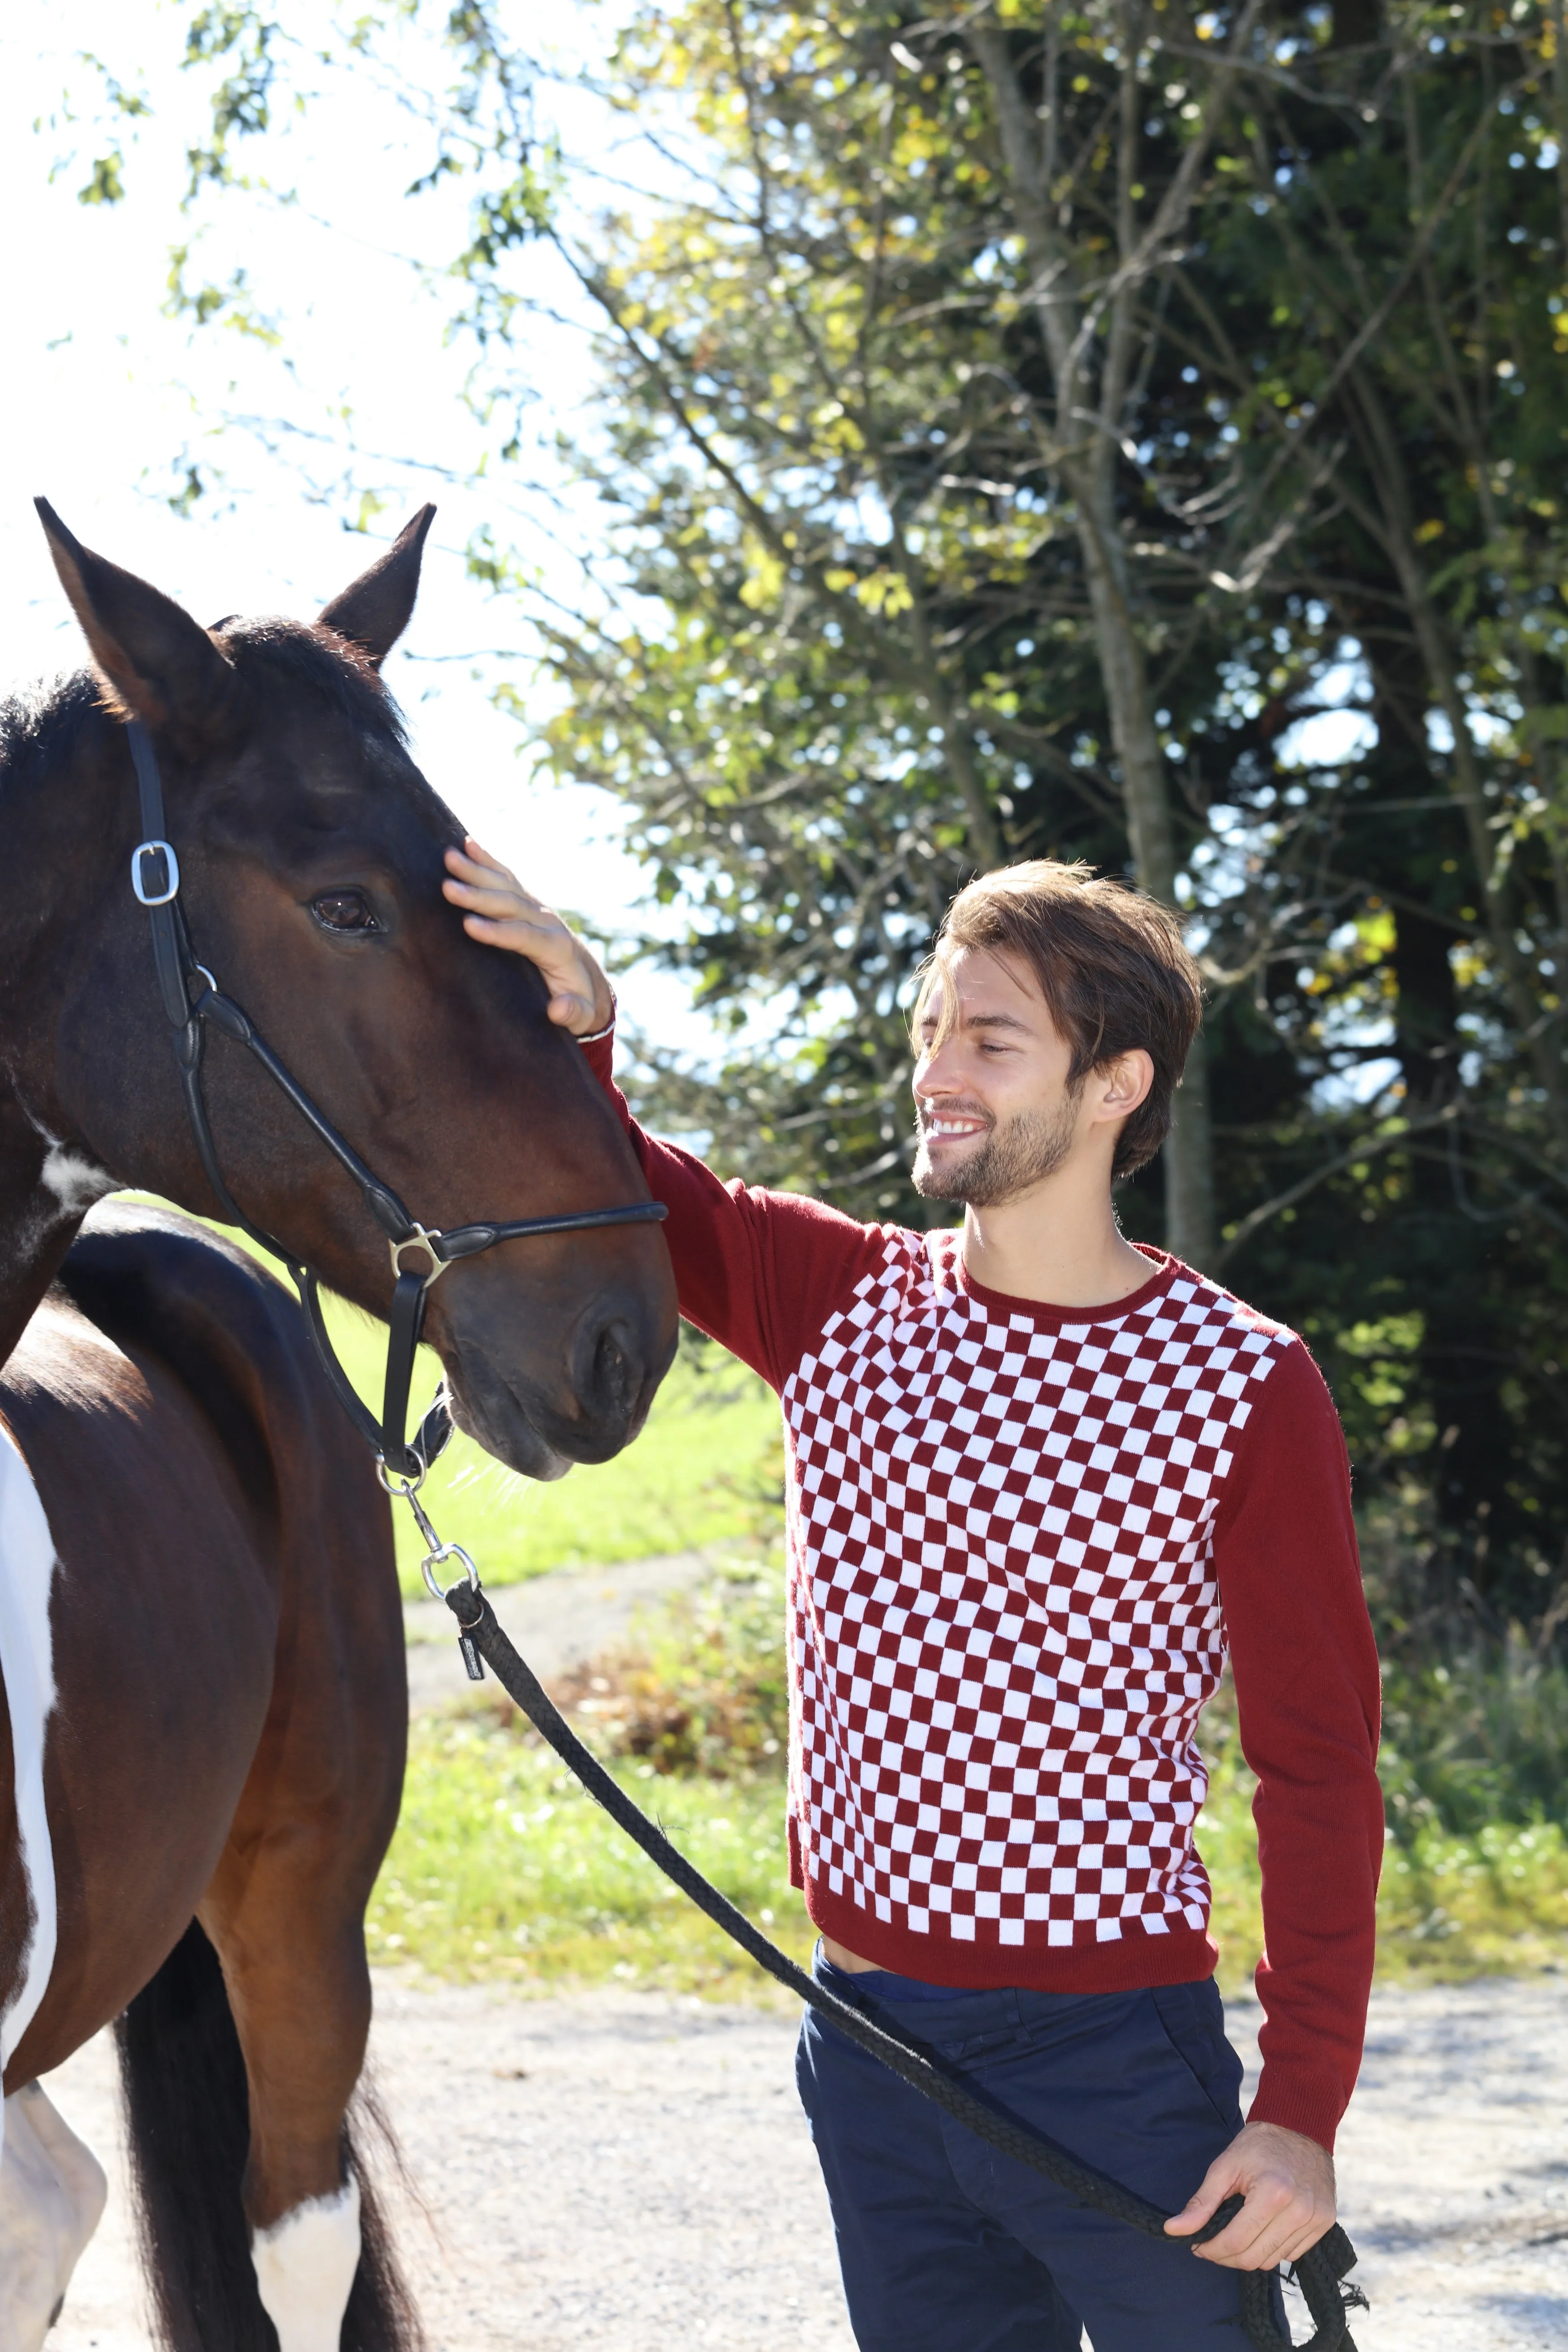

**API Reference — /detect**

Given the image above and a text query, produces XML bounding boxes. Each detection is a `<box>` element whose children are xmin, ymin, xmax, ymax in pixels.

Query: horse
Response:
<box><xmin>0</xmin><ymin>500</ymin><xmax>679</xmax><ymax>2352</ymax></box>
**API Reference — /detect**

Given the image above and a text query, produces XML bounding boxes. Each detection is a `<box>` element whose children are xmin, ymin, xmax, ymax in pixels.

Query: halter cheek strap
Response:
<box><xmin>123</xmin><ymin>716</ymin><xmax>666</xmax><ymax>1477</ymax></box>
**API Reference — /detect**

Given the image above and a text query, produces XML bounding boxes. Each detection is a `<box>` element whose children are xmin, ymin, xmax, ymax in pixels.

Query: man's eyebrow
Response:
<box><xmin>915</xmin><ymin>1005</ymin><xmax>1034</xmax><ymax>1034</ymax></box>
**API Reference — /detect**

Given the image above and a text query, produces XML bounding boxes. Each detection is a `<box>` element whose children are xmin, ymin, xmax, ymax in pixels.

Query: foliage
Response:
<box><xmin>75</xmin><ymin>0</ymin><xmax>1568</xmax><ymax>1632</ymax></box>
<box><xmin>554</xmin><ymin>1559</ymin><xmax>791</xmax><ymax>1777</ymax></box>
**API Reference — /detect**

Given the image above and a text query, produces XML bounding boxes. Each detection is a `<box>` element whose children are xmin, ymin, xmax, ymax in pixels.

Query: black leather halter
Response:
<box><xmin>123</xmin><ymin>718</ymin><xmax>666</xmax><ymax>1478</ymax></box>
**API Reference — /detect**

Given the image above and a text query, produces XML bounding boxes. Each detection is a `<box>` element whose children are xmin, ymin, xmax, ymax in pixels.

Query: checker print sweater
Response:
<box><xmin>583</xmin><ymin>1038</ymin><xmax>1383</xmax><ymax>2150</ymax></box>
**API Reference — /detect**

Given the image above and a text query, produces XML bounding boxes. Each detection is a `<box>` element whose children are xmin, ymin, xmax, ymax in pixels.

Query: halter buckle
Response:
<box><xmin>131</xmin><ymin>839</ymin><xmax>181</xmax><ymax>906</ymax></box>
<box><xmin>390</xmin><ymin>1225</ymin><xmax>447</xmax><ymax>1288</ymax></box>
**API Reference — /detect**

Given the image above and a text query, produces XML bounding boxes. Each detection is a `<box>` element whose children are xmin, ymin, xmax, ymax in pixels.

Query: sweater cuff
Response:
<box><xmin>577</xmin><ymin>1023</ymin><xmax>616</xmax><ymax>1091</ymax></box>
<box><xmin>1246</xmin><ymin>2066</ymin><xmax>1346</xmax><ymax>2154</ymax></box>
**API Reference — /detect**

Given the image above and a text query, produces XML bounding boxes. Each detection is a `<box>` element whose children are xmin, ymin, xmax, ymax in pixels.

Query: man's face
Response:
<box><xmin>910</xmin><ymin>947</ymin><xmax>1086</xmax><ymax>1207</ymax></box>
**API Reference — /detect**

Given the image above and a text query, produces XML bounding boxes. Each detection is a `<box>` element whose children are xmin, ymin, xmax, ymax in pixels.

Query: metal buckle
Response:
<box><xmin>131</xmin><ymin>839</ymin><xmax>181</xmax><ymax>906</ymax></box>
<box><xmin>420</xmin><ymin>1541</ymin><xmax>480</xmax><ymax>1604</ymax></box>
<box><xmin>389</xmin><ymin>1225</ymin><xmax>447</xmax><ymax>1288</ymax></box>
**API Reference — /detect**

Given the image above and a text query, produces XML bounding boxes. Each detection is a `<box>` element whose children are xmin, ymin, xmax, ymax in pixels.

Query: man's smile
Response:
<box><xmin>918</xmin><ymin>1104</ymin><xmax>992</xmax><ymax>1142</ymax></box>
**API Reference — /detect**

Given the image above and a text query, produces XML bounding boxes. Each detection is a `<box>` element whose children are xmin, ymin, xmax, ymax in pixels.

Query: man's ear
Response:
<box><xmin>1094</xmin><ymin>1049</ymin><xmax>1155</xmax><ymax>1122</ymax></box>
<box><xmin>316</xmin><ymin>504</ymin><xmax>435</xmax><ymax>669</ymax></box>
<box><xmin>35</xmin><ymin>498</ymin><xmax>246</xmax><ymax>754</ymax></box>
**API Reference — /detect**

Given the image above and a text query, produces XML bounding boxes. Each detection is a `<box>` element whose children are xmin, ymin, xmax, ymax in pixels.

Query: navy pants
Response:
<box><xmin>796</xmin><ymin>1949</ymin><xmax>1284</xmax><ymax>2352</ymax></box>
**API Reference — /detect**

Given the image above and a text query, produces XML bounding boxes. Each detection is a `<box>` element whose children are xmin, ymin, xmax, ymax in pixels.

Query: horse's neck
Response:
<box><xmin>0</xmin><ymin>737</ymin><xmax>119</xmax><ymax>1367</ymax></box>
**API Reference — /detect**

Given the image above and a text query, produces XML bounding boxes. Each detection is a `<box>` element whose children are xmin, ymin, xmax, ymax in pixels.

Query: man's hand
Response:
<box><xmin>1164</xmin><ymin>2121</ymin><xmax>1336</xmax><ymax>2273</ymax></box>
<box><xmin>442</xmin><ymin>839</ymin><xmax>615</xmax><ymax>1038</ymax></box>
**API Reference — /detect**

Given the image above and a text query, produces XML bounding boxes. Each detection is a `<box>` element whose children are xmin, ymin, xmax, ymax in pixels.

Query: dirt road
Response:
<box><xmin>43</xmin><ymin>1969</ymin><xmax>1568</xmax><ymax>2352</ymax></box>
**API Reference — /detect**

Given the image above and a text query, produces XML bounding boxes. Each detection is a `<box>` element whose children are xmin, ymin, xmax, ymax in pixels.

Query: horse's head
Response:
<box><xmin>26</xmin><ymin>500</ymin><xmax>678</xmax><ymax>1478</ymax></box>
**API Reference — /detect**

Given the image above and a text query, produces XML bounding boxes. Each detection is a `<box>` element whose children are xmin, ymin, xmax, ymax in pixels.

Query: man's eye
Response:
<box><xmin>312</xmin><ymin>890</ymin><xmax>379</xmax><ymax>934</ymax></box>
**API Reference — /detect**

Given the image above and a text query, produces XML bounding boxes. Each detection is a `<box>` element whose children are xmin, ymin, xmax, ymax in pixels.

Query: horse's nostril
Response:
<box><xmin>590</xmin><ymin>1319</ymin><xmax>638</xmax><ymax>1421</ymax></box>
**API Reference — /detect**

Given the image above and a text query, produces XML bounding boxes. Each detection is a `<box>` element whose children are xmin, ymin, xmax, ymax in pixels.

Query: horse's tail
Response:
<box><xmin>114</xmin><ymin>1920</ymin><xmax>423</xmax><ymax>2352</ymax></box>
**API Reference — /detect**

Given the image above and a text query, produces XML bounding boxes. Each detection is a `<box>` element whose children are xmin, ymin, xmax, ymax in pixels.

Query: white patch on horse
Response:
<box><xmin>0</xmin><ymin>2083</ymin><xmax>108</xmax><ymax>2352</ymax></box>
<box><xmin>0</xmin><ymin>1423</ymin><xmax>59</xmax><ymax>2133</ymax></box>
<box><xmin>251</xmin><ymin>2175</ymin><xmax>362</xmax><ymax>2352</ymax></box>
<box><xmin>38</xmin><ymin>1147</ymin><xmax>115</xmax><ymax>1218</ymax></box>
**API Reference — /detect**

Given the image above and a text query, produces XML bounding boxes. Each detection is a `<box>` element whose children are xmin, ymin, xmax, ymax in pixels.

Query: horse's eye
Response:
<box><xmin>312</xmin><ymin>890</ymin><xmax>379</xmax><ymax>934</ymax></box>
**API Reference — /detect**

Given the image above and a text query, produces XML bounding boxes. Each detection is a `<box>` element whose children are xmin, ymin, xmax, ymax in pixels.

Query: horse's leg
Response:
<box><xmin>196</xmin><ymin>1495</ymin><xmax>413</xmax><ymax>2352</ymax></box>
<box><xmin>202</xmin><ymin>1878</ymin><xmax>373</xmax><ymax>2352</ymax></box>
<box><xmin>0</xmin><ymin>2081</ymin><xmax>108</xmax><ymax>2352</ymax></box>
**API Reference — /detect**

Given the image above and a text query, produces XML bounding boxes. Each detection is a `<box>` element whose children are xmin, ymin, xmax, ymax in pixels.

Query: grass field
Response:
<box><xmin>367</xmin><ymin>1697</ymin><xmax>1568</xmax><ymax>2000</ymax></box>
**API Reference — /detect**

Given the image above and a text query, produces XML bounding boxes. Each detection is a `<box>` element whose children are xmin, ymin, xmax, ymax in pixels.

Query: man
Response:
<box><xmin>444</xmin><ymin>841</ymin><xmax>1383</xmax><ymax>2352</ymax></box>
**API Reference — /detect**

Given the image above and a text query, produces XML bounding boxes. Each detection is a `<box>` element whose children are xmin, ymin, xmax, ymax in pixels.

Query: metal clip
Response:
<box><xmin>420</xmin><ymin>1539</ymin><xmax>480</xmax><ymax>1605</ymax></box>
<box><xmin>388</xmin><ymin>1225</ymin><xmax>448</xmax><ymax>1288</ymax></box>
<box><xmin>378</xmin><ymin>1456</ymin><xmax>483</xmax><ymax>1672</ymax></box>
<box><xmin>131</xmin><ymin>839</ymin><xmax>181</xmax><ymax>906</ymax></box>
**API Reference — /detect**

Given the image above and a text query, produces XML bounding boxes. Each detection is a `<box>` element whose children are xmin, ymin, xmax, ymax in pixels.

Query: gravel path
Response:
<box><xmin>41</xmin><ymin>1971</ymin><xmax>1568</xmax><ymax>2351</ymax></box>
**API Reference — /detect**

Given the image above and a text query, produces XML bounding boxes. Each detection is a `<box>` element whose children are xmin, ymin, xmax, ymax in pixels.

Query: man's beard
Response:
<box><xmin>912</xmin><ymin>1093</ymin><xmax>1081</xmax><ymax>1208</ymax></box>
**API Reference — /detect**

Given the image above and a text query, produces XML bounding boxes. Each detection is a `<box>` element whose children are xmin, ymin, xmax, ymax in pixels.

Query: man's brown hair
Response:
<box><xmin>913</xmin><ymin>859</ymin><xmax>1204</xmax><ymax>1180</ymax></box>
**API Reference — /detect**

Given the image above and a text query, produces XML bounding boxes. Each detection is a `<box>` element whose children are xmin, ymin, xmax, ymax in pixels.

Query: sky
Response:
<box><xmin>0</xmin><ymin>0</ymin><xmax>721</xmax><ymax>1052</ymax></box>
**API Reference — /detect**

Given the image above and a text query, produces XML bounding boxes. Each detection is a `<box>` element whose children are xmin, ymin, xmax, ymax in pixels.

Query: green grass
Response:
<box><xmin>368</xmin><ymin>1710</ymin><xmax>813</xmax><ymax>1998</ymax></box>
<box><xmin>369</xmin><ymin>1706</ymin><xmax>1568</xmax><ymax>1999</ymax></box>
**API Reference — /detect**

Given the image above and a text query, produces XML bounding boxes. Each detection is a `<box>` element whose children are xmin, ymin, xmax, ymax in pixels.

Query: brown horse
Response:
<box><xmin>0</xmin><ymin>504</ymin><xmax>678</xmax><ymax>2352</ymax></box>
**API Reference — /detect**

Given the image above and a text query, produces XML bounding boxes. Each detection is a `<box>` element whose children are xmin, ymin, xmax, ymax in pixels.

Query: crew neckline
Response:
<box><xmin>942</xmin><ymin>1238</ymin><xmax>1182</xmax><ymax>1330</ymax></box>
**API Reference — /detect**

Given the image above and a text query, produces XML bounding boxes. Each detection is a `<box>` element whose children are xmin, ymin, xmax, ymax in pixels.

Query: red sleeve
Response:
<box><xmin>1212</xmin><ymin>1339</ymin><xmax>1383</xmax><ymax>2152</ymax></box>
<box><xmin>578</xmin><ymin>1030</ymin><xmax>886</xmax><ymax>1390</ymax></box>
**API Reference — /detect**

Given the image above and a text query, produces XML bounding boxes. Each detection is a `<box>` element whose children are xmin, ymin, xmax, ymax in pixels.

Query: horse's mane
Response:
<box><xmin>0</xmin><ymin>617</ymin><xmax>406</xmax><ymax>788</ymax></box>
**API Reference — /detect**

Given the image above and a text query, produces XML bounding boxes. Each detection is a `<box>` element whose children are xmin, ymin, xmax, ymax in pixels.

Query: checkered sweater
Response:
<box><xmin>584</xmin><ymin>1039</ymin><xmax>1383</xmax><ymax>2150</ymax></box>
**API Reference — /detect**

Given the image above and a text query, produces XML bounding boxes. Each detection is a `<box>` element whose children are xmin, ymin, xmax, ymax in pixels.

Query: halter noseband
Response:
<box><xmin>122</xmin><ymin>718</ymin><xmax>666</xmax><ymax>1480</ymax></box>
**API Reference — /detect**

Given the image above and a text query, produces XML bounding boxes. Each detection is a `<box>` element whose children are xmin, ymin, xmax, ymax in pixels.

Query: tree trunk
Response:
<box><xmin>969</xmin><ymin>16</ymin><xmax>1217</xmax><ymax>1264</ymax></box>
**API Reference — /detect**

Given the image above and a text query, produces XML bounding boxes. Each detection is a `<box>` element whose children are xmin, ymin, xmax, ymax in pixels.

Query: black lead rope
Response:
<box><xmin>444</xmin><ymin>1585</ymin><xmax>1366</xmax><ymax>2352</ymax></box>
<box><xmin>124</xmin><ymin>719</ymin><xmax>1363</xmax><ymax>2348</ymax></box>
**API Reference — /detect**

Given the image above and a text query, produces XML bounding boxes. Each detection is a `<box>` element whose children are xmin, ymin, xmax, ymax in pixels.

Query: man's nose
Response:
<box><xmin>914</xmin><ymin>1046</ymin><xmax>962</xmax><ymax>1099</ymax></box>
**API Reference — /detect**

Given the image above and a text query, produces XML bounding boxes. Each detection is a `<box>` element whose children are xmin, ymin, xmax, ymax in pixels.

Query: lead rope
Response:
<box><xmin>374</xmin><ymin>1458</ymin><xmax>1363</xmax><ymax>2350</ymax></box>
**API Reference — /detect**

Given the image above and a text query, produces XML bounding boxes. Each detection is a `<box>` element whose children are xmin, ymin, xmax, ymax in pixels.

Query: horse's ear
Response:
<box><xmin>34</xmin><ymin>498</ymin><xmax>243</xmax><ymax>751</ymax></box>
<box><xmin>316</xmin><ymin>504</ymin><xmax>435</xmax><ymax>669</ymax></box>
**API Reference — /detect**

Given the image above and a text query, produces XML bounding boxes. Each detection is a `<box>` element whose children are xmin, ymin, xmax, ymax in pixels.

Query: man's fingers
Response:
<box><xmin>457</xmin><ymin>834</ymin><xmax>517</xmax><ymax>880</ymax></box>
<box><xmin>460</xmin><ymin>912</ymin><xmax>570</xmax><ymax>959</ymax></box>
<box><xmin>444</xmin><ymin>840</ymin><xmax>547</xmax><ymax>909</ymax></box>
<box><xmin>443</xmin><ymin>876</ymin><xmax>560</xmax><ymax>929</ymax></box>
<box><xmin>1192</xmin><ymin>2192</ymin><xmax>1333</xmax><ymax>2272</ymax></box>
<box><xmin>1170</xmin><ymin>2123</ymin><xmax>1337</xmax><ymax>2275</ymax></box>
